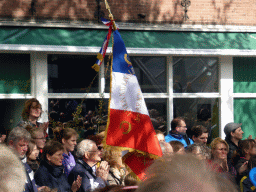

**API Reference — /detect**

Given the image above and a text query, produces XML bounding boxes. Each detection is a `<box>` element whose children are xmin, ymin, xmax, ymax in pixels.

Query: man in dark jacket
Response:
<box><xmin>68</xmin><ymin>139</ymin><xmax>109</xmax><ymax>192</ymax></box>
<box><xmin>224</xmin><ymin>122</ymin><xmax>244</xmax><ymax>160</ymax></box>
<box><xmin>7</xmin><ymin>126</ymin><xmax>39</xmax><ymax>192</ymax></box>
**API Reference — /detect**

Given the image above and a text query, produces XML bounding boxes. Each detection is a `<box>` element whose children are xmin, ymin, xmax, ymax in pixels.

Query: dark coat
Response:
<box><xmin>24</xmin><ymin>163</ymin><xmax>38</xmax><ymax>192</ymax></box>
<box><xmin>240</xmin><ymin>175</ymin><xmax>256</xmax><ymax>192</ymax></box>
<box><xmin>68</xmin><ymin>159</ymin><xmax>106</xmax><ymax>192</ymax></box>
<box><xmin>225</xmin><ymin>138</ymin><xmax>238</xmax><ymax>160</ymax></box>
<box><xmin>34</xmin><ymin>160</ymin><xmax>71</xmax><ymax>192</ymax></box>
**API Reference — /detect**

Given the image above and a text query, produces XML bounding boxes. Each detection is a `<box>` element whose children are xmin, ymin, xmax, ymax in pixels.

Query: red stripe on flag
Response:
<box><xmin>106</xmin><ymin>109</ymin><xmax>162</xmax><ymax>156</ymax></box>
<box><xmin>124</xmin><ymin>151</ymin><xmax>154</xmax><ymax>180</ymax></box>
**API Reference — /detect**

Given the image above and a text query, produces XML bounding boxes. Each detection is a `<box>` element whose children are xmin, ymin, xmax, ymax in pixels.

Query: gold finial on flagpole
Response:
<box><xmin>104</xmin><ymin>0</ymin><xmax>117</xmax><ymax>31</ymax></box>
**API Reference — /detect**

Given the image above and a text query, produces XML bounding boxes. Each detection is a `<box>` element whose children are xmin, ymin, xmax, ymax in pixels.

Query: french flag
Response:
<box><xmin>105</xmin><ymin>30</ymin><xmax>162</xmax><ymax>160</ymax></box>
<box><xmin>101</xmin><ymin>18</ymin><xmax>119</xmax><ymax>29</ymax></box>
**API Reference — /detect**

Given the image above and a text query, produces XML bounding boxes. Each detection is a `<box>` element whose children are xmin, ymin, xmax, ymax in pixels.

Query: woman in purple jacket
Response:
<box><xmin>54</xmin><ymin>127</ymin><xmax>79</xmax><ymax>177</ymax></box>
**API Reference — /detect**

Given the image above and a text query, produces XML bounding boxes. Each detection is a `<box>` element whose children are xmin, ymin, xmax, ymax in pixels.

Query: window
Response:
<box><xmin>105</xmin><ymin>56</ymin><xmax>167</xmax><ymax>93</ymax></box>
<box><xmin>173</xmin><ymin>57</ymin><xmax>218</xmax><ymax>93</ymax></box>
<box><xmin>173</xmin><ymin>57</ymin><xmax>219</xmax><ymax>139</ymax></box>
<box><xmin>0</xmin><ymin>54</ymin><xmax>30</xmax><ymax>94</ymax></box>
<box><xmin>48</xmin><ymin>55</ymin><xmax>98</xmax><ymax>93</ymax></box>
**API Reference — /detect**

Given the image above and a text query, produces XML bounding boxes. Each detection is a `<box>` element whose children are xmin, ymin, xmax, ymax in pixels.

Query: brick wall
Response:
<box><xmin>0</xmin><ymin>0</ymin><xmax>255</xmax><ymax>26</ymax></box>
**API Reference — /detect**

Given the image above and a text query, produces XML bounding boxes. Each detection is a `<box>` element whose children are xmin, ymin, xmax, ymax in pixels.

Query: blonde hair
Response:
<box><xmin>0</xmin><ymin>144</ymin><xmax>26</xmax><ymax>192</ymax></box>
<box><xmin>209</xmin><ymin>137</ymin><xmax>229</xmax><ymax>160</ymax></box>
<box><xmin>103</xmin><ymin>149</ymin><xmax>122</xmax><ymax>168</ymax></box>
<box><xmin>210</xmin><ymin>137</ymin><xmax>229</xmax><ymax>151</ymax></box>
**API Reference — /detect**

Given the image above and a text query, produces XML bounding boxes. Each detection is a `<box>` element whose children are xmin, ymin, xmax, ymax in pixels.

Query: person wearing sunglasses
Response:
<box><xmin>54</xmin><ymin>127</ymin><xmax>79</xmax><ymax>177</ymax></box>
<box><xmin>68</xmin><ymin>139</ymin><xmax>109</xmax><ymax>192</ymax></box>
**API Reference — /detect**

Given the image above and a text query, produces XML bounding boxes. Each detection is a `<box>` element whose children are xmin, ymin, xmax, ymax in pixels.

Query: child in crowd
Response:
<box><xmin>170</xmin><ymin>141</ymin><xmax>185</xmax><ymax>154</ymax></box>
<box><xmin>26</xmin><ymin>140</ymin><xmax>40</xmax><ymax>173</ymax></box>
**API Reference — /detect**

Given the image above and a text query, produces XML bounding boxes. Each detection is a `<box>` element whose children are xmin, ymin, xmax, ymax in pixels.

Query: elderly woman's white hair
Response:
<box><xmin>0</xmin><ymin>144</ymin><xmax>26</xmax><ymax>192</ymax></box>
<box><xmin>76</xmin><ymin>139</ymin><xmax>96</xmax><ymax>159</ymax></box>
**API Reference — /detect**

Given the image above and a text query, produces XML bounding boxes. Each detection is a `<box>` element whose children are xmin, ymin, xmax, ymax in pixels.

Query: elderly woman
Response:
<box><xmin>34</xmin><ymin>140</ymin><xmax>81</xmax><ymax>192</ymax></box>
<box><xmin>208</xmin><ymin>137</ymin><xmax>237</xmax><ymax>180</ymax></box>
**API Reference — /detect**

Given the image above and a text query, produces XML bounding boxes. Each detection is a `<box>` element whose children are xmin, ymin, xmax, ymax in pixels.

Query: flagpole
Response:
<box><xmin>104</xmin><ymin>0</ymin><xmax>117</xmax><ymax>31</ymax></box>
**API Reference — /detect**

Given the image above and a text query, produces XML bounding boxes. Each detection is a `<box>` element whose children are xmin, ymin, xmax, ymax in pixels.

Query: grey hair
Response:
<box><xmin>159</xmin><ymin>141</ymin><xmax>168</xmax><ymax>154</ymax></box>
<box><xmin>7</xmin><ymin>127</ymin><xmax>31</xmax><ymax>145</ymax></box>
<box><xmin>76</xmin><ymin>139</ymin><xmax>95</xmax><ymax>159</ymax></box>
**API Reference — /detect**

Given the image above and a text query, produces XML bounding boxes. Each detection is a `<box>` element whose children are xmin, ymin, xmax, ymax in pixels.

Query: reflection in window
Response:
<box><xmin>105</xmin><ymin>56</ymin><xmax>167</xmax><ymax>93</ymax></box>
<box><xmin>145</xmin><ymin>98</ymin><xmax>167</xmax><ymax>134</ymax></box>
<box><xmin>48</xmin><ymin>55</ymin><xmax>98</xmax><ymax>93</ymax></box>
<box><xmin>173</xmin><ymin>57</ymin><xmax>218</xmax><ymax>93</ymax></box>
<box><xmin>173</xmin><ymin>98</ymin><xmax>219</xmax><ymax>142</ymax></box>
<box><xmin>48</xmin><ymin>99</ymin><xmax>108</xmax><ymax>138</ymax></box>
<box><xmin>0</xmin><ymin>54</ymin><xmax>30</xmax><ymax>94</ymax></box>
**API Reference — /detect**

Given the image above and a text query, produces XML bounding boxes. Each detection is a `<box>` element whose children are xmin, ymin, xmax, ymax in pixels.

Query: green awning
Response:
<box><xmin>0</xmin><ymin>26</ymin><xmax>256</xmax><ymax>50</ymax></box>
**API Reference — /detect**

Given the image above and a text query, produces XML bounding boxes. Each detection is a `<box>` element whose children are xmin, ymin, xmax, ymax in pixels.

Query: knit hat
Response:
<box><xmin>224</xmin><ymin>122</ymin><xmax>242</xmax><ymax>136</ymax></box>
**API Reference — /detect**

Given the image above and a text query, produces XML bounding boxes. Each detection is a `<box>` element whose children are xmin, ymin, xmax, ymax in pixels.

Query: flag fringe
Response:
<box><xmin>103</xmin><ymin>31</ymin><xmax>161</xmax><ymax>180</ymax></box>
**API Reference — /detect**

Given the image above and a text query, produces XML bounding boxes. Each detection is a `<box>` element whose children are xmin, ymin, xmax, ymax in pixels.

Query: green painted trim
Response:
<box><xmin>234</xmin><ymin>99</ymin><xmax>256</xmax><ymax>139</ymax></box>
<box><xmin>0</xmin><ymin>27</ymin><xmax>256</xmax><ymax>49</ymax></box>
<box><xmin>233</xmin><ymin>57</ymin><xmax>256</xmax><ymax>93</ymax></box>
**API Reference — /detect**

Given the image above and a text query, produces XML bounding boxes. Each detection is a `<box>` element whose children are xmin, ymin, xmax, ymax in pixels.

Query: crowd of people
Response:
<box><xmin>1</xmin><ymin>98</ymin><xmax>256</xmax><ymax>192</ymax></box>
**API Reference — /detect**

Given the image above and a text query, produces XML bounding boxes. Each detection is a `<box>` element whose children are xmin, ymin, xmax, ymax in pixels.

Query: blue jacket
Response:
<box><xmin>34</xmin><ymin>160</ymin><xmax>71</xmax><ymax>192</ymax></box>
<box><xmin>165</xmin><ymin>131</ymin><xmax>193</xmax><ymax>147</ymax></box>
<box><xmin>68</xmin><ymin>159</ymin><xmax>106</xmax><ymax>192</ymax></box>
<box><xmin>24</xmin><ymin>163</ymin><xmax>38</xmax><ymax>192</ymax></box>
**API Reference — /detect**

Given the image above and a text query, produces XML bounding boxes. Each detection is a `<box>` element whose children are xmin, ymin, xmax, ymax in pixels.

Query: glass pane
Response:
<box><xmin>0</xmin><ymin>99</ymin><xmax>26</xmax><ymax>132</ymax></box>
<box><xmin>48</xmin><ymin>55</ymin><xmax>98</xmax><ymax>93</ymax></box>
<box><xmin>0</xmin><ymin>54</ymin><xmax>30</xmax><ymax>94</ymax></box>
<box><xmin>233</xmin><ymin>57</ymin><xmax>256</xmax><ymax>93</ymax></box>
<box><xmin>234</xmin><ymin>99</ymin><xmax>256</xmax><ymax>139</ymax></box>
<box><xmin>173</xmin><ymin>98</ymin><xmax>219</xmax><ymax>141</ymax></box>
<box><xmin>145</xmin><ymin>98</ymin><xmax>167</xmax><ymax>133</ymax></box>
<box><xmin>173</xmin><ymin>57</ymin><xmax>218</xmax><ymax>93</ymax></box>
<box><xmin>105</xmin><ymin>56</ymin><xmax>167</xmax><ymax>93</ymax></box>
<box><xmin>49</xmin><ymin>98</ymin><xmax>108</xmax><ymax>138</ymax></box>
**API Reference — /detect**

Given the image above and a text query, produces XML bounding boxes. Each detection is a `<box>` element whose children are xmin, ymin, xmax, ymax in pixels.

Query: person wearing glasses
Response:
<box><xmin>25</xmin><ymin>125</ymin><xmax>46</xmax><ymax>162</ymax></box>
<box><xmin>68</xmin><ymin>139</ymin><xmax>109</xmax><ymax>192</ymax></box>
<box><xmin>54</xmin><ymin>127</ymin><xmax>79</xmax><ymax>177</ymax></box>
<box><xmin>165</xmin><ymin>117</ymin><xmax>193</xmax><ymax>148</ymax></box>
<box><xmin>18</xmin><ymin>98</ymin><xmax>49</xmax><ymax>138</ymax></box>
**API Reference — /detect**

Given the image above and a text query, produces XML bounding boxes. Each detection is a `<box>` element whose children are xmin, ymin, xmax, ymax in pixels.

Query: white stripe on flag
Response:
<box><xmin>110</xmin><ymin>72</ymin><xmax>148</xmax><ymax>115</ymax></box>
